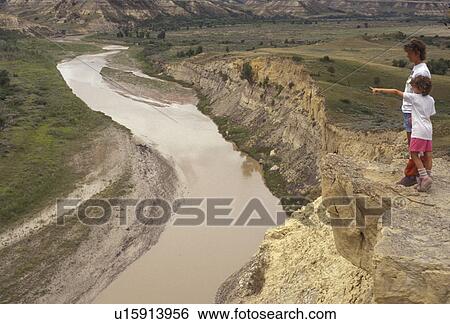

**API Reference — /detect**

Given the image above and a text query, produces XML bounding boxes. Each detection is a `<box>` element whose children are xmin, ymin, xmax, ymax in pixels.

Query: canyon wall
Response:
<box><xmin>166</xmin><ymin>54</ymin><xmax>449</xmax><ymax>303</ymax></box>
<box><xmin>167</xmin><ymin>54</ymin><xmax>404</xmax><ymax>197</ymax></box>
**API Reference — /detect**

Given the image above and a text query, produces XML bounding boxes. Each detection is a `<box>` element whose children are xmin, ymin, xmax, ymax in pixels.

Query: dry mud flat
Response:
<box><xmin>0</xmin><ymin>125</ymin><xmax>179</xmax><ymax>303</ymax></box>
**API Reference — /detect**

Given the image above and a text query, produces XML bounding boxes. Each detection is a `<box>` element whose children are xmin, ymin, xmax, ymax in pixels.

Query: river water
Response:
<box><xmin>58</xmin><ymin>49</ymin><xmax>284</xmax><ymax>303</ymax></box>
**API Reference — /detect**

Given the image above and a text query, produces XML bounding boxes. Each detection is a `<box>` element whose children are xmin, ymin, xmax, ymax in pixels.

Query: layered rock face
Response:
<box><xmin>167</xmin><ymin>54</ymin><xmax>449</xmax><ymax>303</ymax></box>
<box><xmin>317</xmin><ymin>0</ymin><xmax>448</xmax><ymax>17</ymax></box>
<box><xmin>169</xmin><ymin>55</ymin><xmax>325</xmax><ymax>197</ymax></box>
<box><xmin>1</xmin><ymin>0</ymin><xmax>447</xmax><ymax>32</ymax></box>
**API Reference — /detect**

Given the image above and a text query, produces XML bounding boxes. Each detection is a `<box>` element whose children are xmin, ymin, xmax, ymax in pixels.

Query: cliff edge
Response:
<box><xmin>166</xmin><ymin>54</ymin><xmax>449</xmax><ymax>303</ymax></box>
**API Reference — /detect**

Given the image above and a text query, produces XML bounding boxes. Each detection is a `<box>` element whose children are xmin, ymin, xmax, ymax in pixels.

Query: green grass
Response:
<box><xmin>0</xmin><ymin>30</ymin><xmax>112</xmax><ymax>233</ymax></box>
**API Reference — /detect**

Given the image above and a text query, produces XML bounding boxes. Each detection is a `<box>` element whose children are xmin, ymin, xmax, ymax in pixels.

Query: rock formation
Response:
<box><xmin>1</xmin><ymin>1</ymin><xmax>447</xmax><ymax>32</ymax></box>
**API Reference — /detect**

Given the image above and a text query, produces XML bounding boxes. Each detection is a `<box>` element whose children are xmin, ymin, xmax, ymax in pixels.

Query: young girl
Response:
<box><xmin>371</xmin><ymin>76</ymin><xmax>436</xmax><ymax>192</ymax></box>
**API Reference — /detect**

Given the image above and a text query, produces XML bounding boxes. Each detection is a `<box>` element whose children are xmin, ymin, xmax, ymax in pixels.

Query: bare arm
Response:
<box><xmin>370</xmin><ymin>87</ymin><xmax>404</xmax><ymax>98</ymax></box>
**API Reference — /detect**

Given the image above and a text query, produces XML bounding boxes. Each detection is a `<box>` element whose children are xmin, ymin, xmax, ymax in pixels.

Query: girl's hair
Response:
<box><xmin>410</xmin><ymin>76</ymin><xmax>432</xmax><ymax>96</ymax></box>
<box><xmin>404</xmin><ymin>39</ymin><xmax>427</xmax><ymax>61</ymax></box>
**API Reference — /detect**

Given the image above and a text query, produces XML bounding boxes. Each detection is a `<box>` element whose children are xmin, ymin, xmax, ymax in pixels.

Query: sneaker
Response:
<box><xmin>396</xmin><ymin>176</ymin><xmax>417</xmax><ymax>187</ymax></box>
<box><xmin>418</xmin><ymin>176</ymin><xmax>433</xmax><ymax>192</ymax></box>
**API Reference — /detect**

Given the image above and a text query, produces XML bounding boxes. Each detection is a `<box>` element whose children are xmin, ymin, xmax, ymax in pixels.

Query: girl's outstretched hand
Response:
<box><xmin>370</xmin><ymin>87</ymin><xmax>380</xmax><ymax>95</ymax></box>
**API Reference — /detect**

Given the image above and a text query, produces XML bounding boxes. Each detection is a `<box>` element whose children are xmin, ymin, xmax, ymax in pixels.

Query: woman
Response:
<box><xmin>397</xmin><ymin>39</ymin><xmax>431</xmax><ymax>187</ymax></box>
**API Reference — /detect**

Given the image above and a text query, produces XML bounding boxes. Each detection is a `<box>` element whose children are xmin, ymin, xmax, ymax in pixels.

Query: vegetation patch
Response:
<box><xmin>0</xmin><ymin>29</ymin><xmax>110</xmax><ymax>233</ymax></box>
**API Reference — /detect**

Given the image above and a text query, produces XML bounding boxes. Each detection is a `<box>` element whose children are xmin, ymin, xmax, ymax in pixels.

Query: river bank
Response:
<box><xmin>0</xmin><ymin>123</ymin><xmax>179</xmax><ymax>303</ymax></box>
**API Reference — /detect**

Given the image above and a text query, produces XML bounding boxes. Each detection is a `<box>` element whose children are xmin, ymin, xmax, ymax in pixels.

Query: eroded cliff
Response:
<box><xmin>167</xmin><ymin>54</ymin><xmax>404</xmax><ymax>198</ymax></box>
<box><xmin>166</xmin><ymin>54</ymin><xmax>450</xmax><ymax>304</ymax></box>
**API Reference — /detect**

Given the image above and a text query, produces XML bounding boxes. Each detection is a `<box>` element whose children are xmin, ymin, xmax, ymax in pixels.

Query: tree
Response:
<box><xmin>0</xmin><ymin>70</ymin><xmax>10</xmax><ymax>87</ymax></box>
<box><xmin>225</xmin><ymin>46</ymin><xmax>230</xmax><ymax>53</ymax></box>
<box><xmin>240</xmin><ymin>62</ymin><xmax>254</xmax><ymax>84</ymax></box>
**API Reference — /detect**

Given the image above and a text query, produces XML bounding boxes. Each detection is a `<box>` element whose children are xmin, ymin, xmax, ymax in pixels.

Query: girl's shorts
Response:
<box><xmin>410</xmin><ymin>138</ymin><xmax>432</xmax><ymax>153</ymax></box>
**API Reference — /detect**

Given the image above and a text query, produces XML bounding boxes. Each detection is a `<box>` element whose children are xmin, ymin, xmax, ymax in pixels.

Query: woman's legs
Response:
<box><xmin>424</xmin><ymin>151</ymin><xmax>433</xmax><ymax>171</ymax></box>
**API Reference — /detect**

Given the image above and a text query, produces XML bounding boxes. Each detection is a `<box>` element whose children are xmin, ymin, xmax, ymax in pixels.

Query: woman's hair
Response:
<box><xmin>404</xmin><ymin>39</ymin><xmax>427</xmax><ymax>61</ymax></box>
<box><xmin>410</xmin><ymin>76</ymin><xmax>432</xmax><ymax>96</ymax></box>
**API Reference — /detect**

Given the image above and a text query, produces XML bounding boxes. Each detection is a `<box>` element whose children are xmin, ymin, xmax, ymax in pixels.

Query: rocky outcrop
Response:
<box><xmin>322</xmin><ymin>154</ymin><xmax>450</xmax><ymax>303</ymax></box>
<box><xmin>216</xmin><ymin>198</ymin><xmax>373</xmax><ymax>304</ymax></box>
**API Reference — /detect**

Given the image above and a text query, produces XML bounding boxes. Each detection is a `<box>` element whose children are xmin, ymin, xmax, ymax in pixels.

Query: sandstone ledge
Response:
<box><xmin>321</xmin><ymin>154</ymin><xmax>450</xmax><ymax>303</ymax></box>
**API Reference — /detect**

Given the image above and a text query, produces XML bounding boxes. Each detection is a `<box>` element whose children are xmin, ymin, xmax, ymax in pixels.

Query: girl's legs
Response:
<box><xmin>411</xmin><ymin>151</ymin><xmax>433</xmax><ymax>192</ymax></box>
<box><xmin>411</xmin><ymin>152</ymin><xmax>425</xmax><ymax>170</ymax></box>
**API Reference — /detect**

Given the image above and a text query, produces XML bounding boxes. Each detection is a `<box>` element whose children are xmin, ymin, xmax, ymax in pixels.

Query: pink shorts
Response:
<box><xmin>410</xmin><ymin>138</ymin><xmax>432</xmax><ymax>153</ymax></box>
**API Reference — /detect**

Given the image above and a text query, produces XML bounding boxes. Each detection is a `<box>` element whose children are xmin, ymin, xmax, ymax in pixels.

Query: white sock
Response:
<box><xmin>418</xmin><ymin>168</ymin><xmax>428</xmax><ymax>178</ymax></box>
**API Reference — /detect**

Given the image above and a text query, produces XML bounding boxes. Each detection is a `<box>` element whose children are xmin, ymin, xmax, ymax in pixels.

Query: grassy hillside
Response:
<box><xmin>0</xmin><ymin>30</ymin><xmax>111</xmax><ymax>232</ymax></box>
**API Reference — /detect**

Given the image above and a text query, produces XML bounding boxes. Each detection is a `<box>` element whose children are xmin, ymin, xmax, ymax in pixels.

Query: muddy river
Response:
<box><xmin>58</xmin><ymin>48</ymin><xmax>284</xmax><ymax>303</ymax></box>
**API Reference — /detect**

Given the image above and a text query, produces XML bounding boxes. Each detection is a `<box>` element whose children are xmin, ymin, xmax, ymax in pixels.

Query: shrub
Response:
<box><xmin>0</xmin><ymin>70</ymin><xmax>10</xmax><ymax>87</ymax></box>
<box><xmin>374</xmin><ymin>76</ymin><xmax>381</xmax><ymax>86</ymax></box>
<box><xmin>428</xmin><ymin>58</ymin><xmax>450</xmax><ymax>75</ymax></box>
<box><xmin>157</xmin><ymin>30</ymin><xmax>166</xmax><ymax>40</ymax></box>
<box><xmin>292</xmin><ymin>55</ymin><xmax>303</xmax><ymax>63</ymax></box>
<box><xmin>240</xmin><ymin>62</ymin><xmax>254</xmax><ymax>84</ymax></box>
<box><xmin>320</xmin><ymin>55</ymin><xmax>333</xmax><ymax>63</ymax></box>
<box><xmin>392</xmin><ymin>59</ymin><xmax>408</xmax><ymax>68</ymax></box>
<box><xmin>327</xmin><ymin>66</ymin><xmax>336</xmax><ymax>74</ymax></box>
